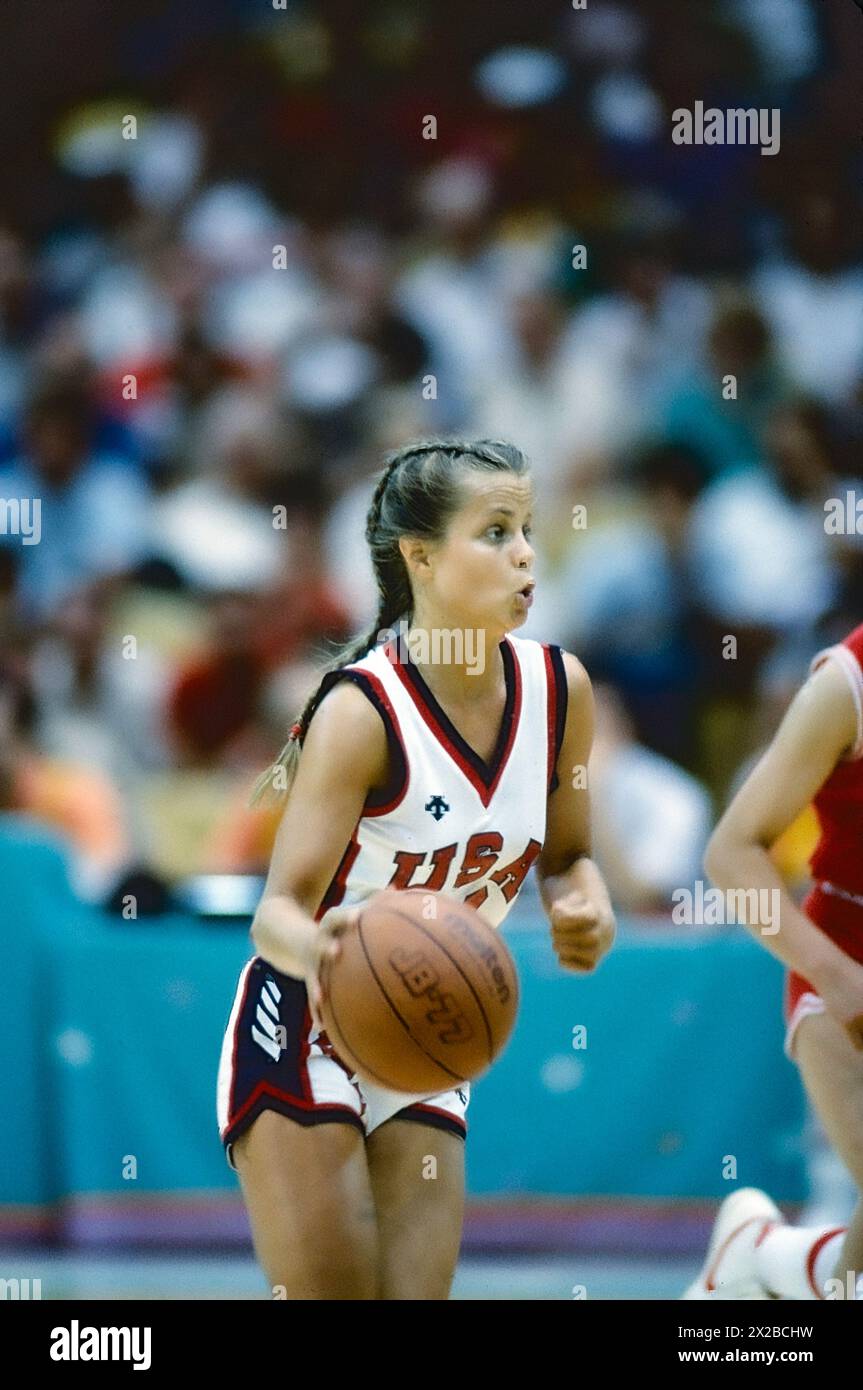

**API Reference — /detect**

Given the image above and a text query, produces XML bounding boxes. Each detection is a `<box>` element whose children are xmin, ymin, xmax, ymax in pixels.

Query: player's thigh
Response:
<box><xmin>365</xmin><ymin>1118</ymin><xmax>465</xmax><ymax>1300</ymax></box>
<box><xmin>795</xmin><ymin>1011</ymin><xmax>863</xmax><ymax>1188</ymax></box>
<box><xmin>232</xmin><ymin>1110</ymin><xmax>380</xmax><ymax>1299</ymax></box>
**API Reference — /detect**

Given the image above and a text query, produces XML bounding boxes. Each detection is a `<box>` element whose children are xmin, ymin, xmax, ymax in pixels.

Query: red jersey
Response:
<box><xmin>803</xmin><ymin>622</ymin><xmax>863</xmax><ymax>963</ymax></box>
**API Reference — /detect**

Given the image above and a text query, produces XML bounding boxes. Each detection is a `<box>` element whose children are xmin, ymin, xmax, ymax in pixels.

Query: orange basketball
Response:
<box><xmin>318</xmin><ymin>888</ymin><xmax>519</xmax><ymax>1094</ymax></box>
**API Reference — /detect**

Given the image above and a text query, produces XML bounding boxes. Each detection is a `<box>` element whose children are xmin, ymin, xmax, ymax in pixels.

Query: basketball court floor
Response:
<box><xmin>0</xmin><ymin>1247</ymin><xmax>699</xmax><ymax>1300</ymax></box>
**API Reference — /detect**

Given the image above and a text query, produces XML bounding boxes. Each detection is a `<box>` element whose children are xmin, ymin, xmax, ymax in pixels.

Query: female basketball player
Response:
<box><xmin>685</xmin><ymin>624</ymin><xmax>863</xmax><ymax>1301</ymax></box>
<box><xmin>217</xmin><ymin>439</ymin><xmax>615</xmax><ymax>1299</ymax></box>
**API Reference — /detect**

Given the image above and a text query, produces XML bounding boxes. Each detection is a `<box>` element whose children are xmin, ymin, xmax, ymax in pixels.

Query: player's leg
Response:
<box><xmin>217</xmin><ymin>960</ymin><xmax>380</xmax><ymax>1298</ymax></box>
<box><xmin>232</xmin><ymin>1111</ymin><xmax>380</xmax><ymax>1299</ymax></box>
<box><xmin>364</xmin><ymin>1117</ymin><xmax>466</xmax><ymax>1300</ymax></box>
<box><xmin>741</xmin><ymin>1010</ymin><xmax>862</xmax><ymax>1301</ymax></box>
<box><xmin>790</xmin><ymin>1011</ymin><xmax>863</xmax><ymax>1289</ymax></box>
<box><xmin>684</xmin><ymin>986</ymin><xmax>863</xmax><ymax>1300</ymax></box>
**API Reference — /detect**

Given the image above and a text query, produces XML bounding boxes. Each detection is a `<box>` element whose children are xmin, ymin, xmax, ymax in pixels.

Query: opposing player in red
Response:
<box><xmin>685</xmin><ymin>624</ymin><xmax>863</xmax><ymax>1301</ymax></box>
<box><xmin>216</xmin><ymin>439</ymin><xmax>616</xmax><ymax>1299</ymax></box>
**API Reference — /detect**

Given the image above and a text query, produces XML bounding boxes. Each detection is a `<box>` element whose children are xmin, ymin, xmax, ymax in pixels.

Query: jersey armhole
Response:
<box><xmin>545</xmin><ymin>645</ymin><xmax>569</xmax><ymax>794</ymax></box>
<box><xmin>809</xmin><ymin>644</ymin><xmax>863</xmax><ymax>761</ymax></box>
<box><xmin>316</xmin><ymin>667</ymin><xmax>410</xmax><ymax>814</ymax></box>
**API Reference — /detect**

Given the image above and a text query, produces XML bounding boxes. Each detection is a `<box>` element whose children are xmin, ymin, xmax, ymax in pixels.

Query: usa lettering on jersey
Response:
<box><xmin>314</xmin><ymin>635</ymin><xmax>568</xmax><ymax>932</ymax></box>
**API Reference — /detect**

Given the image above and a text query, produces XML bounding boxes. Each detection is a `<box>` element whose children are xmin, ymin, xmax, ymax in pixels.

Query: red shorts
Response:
<box><xmin>784</xmin><ymin>883</ymin><xmax>863</xmax><ymax>1061</ymax></box>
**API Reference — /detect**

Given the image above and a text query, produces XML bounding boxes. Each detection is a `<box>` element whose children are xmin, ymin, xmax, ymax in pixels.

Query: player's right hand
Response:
<box><xmin>304</xmin><ymin>905</ymin><xmax>360</xmax><ymax>1033</ymax></box>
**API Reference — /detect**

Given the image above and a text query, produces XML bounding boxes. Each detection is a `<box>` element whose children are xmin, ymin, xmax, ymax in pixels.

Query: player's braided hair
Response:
<box><xmin>250</xmin><ymin>438</ymin><xmax>529</xmax><ymax>804</ymax></box>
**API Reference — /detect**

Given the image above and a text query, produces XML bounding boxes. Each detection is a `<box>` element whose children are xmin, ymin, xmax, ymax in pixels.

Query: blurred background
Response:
<box><xmin>1</xmin><ymin>0</ymin><xmax>861</xmax><ymax>1297</ymax></box>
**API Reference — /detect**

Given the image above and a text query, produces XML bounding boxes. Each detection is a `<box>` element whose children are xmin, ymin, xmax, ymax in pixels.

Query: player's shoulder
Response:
<box><xmin>510</xmin><ymin>635</ymin><xmax>592</xmax><ymax>723</ymax></box>
<box><xmin>555</xmin><ymin>653</ymin><xmax>593</xmax><ymax>751</ymax></box>
<box><xmin>306</xmin><ymin>662</ymin><xmax>390</xmax><ymax>751</ymax></box>
<box><xmin>541</xmin><ymin>639</ymin><xmax>591</xmax><ymax>702</ymax></box>
<box><xmin>557</xmin><ymin>648</ymin><xmax>591</xmax><ymax>695</ymax></box>
<box><xmin>808</xmin><ymin>624</ymin><xmax>863</xmax><ymax>685</ymax></box>
<box><xmin>803</xmin><ymin>626</ymin><xmax>863</xmax><ymax>756</ymax></box>
<box><xmin>298</xmin><ymin>670</ymin><xmax>390</xmax><ymax>793</ymax></box>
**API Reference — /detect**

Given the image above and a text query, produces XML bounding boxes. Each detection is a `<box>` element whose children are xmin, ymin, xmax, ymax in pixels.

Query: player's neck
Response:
<box><xmin>402</xmin><ymin>619</ymin><xmax>505</xmax><ymax>705</ymax></box>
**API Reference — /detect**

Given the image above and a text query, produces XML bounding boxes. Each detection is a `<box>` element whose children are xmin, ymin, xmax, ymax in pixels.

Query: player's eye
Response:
<box><xmin>485</xmin><ymin>524</ymin><xmax>506</xmax><ymax>541</ymax></box>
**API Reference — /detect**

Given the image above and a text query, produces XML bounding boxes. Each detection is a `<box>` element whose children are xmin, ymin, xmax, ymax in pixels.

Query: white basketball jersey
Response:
<box><xmin>314</xmin><ymin>634</ymin><xmax>568</xmax><ymax>930</ymax></box>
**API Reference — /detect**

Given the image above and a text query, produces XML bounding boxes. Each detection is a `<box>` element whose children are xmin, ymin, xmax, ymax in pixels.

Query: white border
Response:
<box><xmin>784</xmin><ymin>989</ymin><xmax>826</xmax><ymax>1062</ymax></box>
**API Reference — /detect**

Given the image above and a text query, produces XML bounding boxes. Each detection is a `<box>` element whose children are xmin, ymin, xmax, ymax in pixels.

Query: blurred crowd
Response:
<box><xmin>0</xmin><ymin>0</ymin><xmax>860</xmax><ymax>910</ymax></box>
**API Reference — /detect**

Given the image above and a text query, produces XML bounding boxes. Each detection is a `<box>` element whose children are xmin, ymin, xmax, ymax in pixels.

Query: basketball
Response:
<box><xmin>318</xmin><ymin>888</ymin><xmax>519</xmax><ymax>1094</ymax></box>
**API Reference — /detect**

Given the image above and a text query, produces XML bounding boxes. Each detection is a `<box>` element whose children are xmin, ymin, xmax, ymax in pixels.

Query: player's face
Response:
<box><xmin>428</xmin><ymin>471</ymin><xmax>536</xmax><ymax>633</ymax></box>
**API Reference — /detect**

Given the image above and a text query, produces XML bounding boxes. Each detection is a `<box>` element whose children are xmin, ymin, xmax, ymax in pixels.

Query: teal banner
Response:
<box><xmin>0</xmin><ymin>818</ymin><xmax>806</xmax><ymax>1215</ymax></box>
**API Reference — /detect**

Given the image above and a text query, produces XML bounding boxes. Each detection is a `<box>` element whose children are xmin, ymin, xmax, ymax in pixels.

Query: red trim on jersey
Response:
<box><xmin>225</xmin><ymin>1079</ymin><xmax>360</xmax><ymax>1136</ymax></box>
<box><xmin>314</xmin><ymin>833</ymin><xmax>361</xmax><ymax>923</ymax></box>
<box><xmin>316</xmin><ymin>665</ymin><xmax>411</xmax><ymax>816</ymax></box>
<box><xmin>352</xmin><ymin>669</ymin><xmax>412</xmax><ymax>816</ymax></box>
<box><xmin>753</xmin><ymin>1219</ymin><xmax>778</xmax><ymax>1248</ymax></box>
<box><xmin>543</xmin><ymin>644</ymin><xmax>558</xmax><ymax>794</ymax></box>
<box><xmin>386</xmin><ymin>636</ymin><xmax>523</xmax><ymax>809</ymax></box>
<box><xmin>841</xmin><ymin>621</ymin><xmax>863</xmax><ymax>669</ymax></box>
<box><xmin>406</xmin><ymin>1101</ymin><xmax>467</xmax><ymax>1130</ymax></box>
<box><xmin>704</xmin><ymin>1216</ymin><xmax>761</xmax><ymax>1292</ymax></box>
<box><xmin>806</xmin><ymin>1226</ymin><xmax>846</xmax><ymax>1299</ymax></box>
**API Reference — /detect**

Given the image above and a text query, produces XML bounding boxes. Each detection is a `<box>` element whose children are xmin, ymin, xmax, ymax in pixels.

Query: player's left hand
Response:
<box><xmin>549</xmin><ymin>891</ymin><xmax>615</xmax><ymax>974</ymax></box>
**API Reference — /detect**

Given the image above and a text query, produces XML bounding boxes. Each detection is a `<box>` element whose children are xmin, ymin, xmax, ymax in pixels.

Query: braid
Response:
<box><xmin>249</xmin><ymin>436</ymin><xmax>529</xmax><ymax>807</ymax></box>
<box><xmin>249</xmin><ymin>453</ymin><xmax>410</xmax><ymax>807</ymax></box>
<box><xmin>248</xmin><ymin>616</ymin><xmax>383</xmax><ymax>806</ymax></box>
<box><xmin>365</xmin><ymin>449</ymin><xmax>403</xmax><ymax>549</ymax></box>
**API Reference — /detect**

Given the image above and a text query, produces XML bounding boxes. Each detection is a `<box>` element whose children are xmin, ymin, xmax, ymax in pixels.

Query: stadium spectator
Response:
<box><xmin>588</xmin><ymin>683</ymin><xmax>712</xmax><ymax>915</ymax></box>
<box><xmin>0</xmin><ymin>379</ymin><xmax>151</xmax><ymax>623</ymax></box>
<box><xmin>0</xmin><ymin>667</ymin><xmax>131</xmax><ymax>899</ymax></box>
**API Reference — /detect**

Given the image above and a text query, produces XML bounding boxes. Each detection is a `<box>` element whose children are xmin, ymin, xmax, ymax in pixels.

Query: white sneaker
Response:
<box><xmin>682</xmin><ymin>1188</ymin><xmax>783</xmax><ymax>1300</ymax></box>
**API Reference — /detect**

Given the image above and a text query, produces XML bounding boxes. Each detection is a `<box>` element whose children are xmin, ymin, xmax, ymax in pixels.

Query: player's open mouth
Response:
<box><xmin>515</xmin><ymin>581</ymin><xmax>535</xmax><ymax>606</ymax></box>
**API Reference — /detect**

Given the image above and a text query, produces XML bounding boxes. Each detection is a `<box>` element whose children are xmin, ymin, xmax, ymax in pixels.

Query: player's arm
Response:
<box><xmin>250</xmin><ymin>681</ymin><xmax>389</xmax><ymax>1008</ymax></box>
<box><xmin>536</xmin><ymin>651</ymin><xmax>616</xmax><ymax>973</ymax></box>
<box><xmin>705</xmin><ymin>658</ymin><xmax>863</xmax><ymax>1047</ymax></box>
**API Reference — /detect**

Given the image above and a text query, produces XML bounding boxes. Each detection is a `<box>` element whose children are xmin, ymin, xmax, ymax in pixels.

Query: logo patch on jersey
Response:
<box><xmin>251</xmin><ymin>975</ymin><xmax>283</xmax><ymax>1061</ymax></box>
<box><xmin>425</xmin><ymin>794</ymin><xmax>451</xmax><ymax>821</ymax></box>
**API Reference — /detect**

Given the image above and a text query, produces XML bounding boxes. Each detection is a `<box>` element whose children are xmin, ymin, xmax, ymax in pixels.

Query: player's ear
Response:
<box><xmin>398</xmin><ymin>535</ymin><xmax>434</xmax><ymax>578</ymax></box>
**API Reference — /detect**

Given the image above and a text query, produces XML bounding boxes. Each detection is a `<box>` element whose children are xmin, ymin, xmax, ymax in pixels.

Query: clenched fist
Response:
<box><xmin>549</xmin><ymin>891</ymin><xmax>615</xmax><ymax>974</ymax></box>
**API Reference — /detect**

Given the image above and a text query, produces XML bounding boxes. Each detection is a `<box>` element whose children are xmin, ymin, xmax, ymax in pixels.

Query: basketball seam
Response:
<box><xmin>365</xmin><ymin>902</ymin><xmax>498</xmax><ymax>1067</ymax></box>
<box><xmin>401</xmin><ymin>910</ymin><xmax>497</xmax><ymax>1061</ymax></box>
<box><xmin>323</xmin><ymin>945</ymin><xmax>424</xmax><ymax>1089</ymax></box>
<box><xmin>355</xmin><ymin>913</ymin><xmax>466</xmax><ymax>1084</ymax></box>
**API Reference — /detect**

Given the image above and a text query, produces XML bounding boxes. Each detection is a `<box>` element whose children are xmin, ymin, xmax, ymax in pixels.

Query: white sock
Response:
<box><xmin>753</xmin><ymin>1223</ymin><xmax>847</xmax><ymax>1299</ymax></box>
